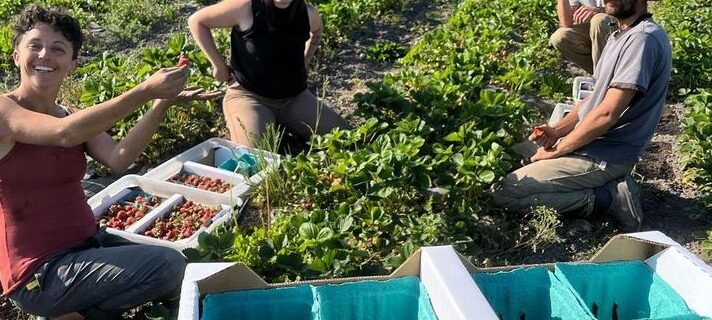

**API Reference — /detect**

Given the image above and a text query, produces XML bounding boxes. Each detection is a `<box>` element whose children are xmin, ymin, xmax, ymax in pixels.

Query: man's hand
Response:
<box><xmin>529</xmin><ymin>125</ymin><xmax>562</xmax><ymax>149</ymax></box>
<box><xmin>531</xmin><ymin>146</ymin><xmax>561</xmax><ymax>162</ymax></box>
<box><xmin>573</xmin><ymin>6</ymin><xmax>599</xmax><ymax>24</ymax></box>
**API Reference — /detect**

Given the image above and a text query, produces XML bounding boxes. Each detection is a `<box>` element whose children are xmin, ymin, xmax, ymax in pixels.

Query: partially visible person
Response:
<box><xmin>550</xmin><ymin>0</ymin><xmax>617</xmax><ymax>74</ymax></box>
<box><xmin>493</xmin><ymin>0</ymin><xmax>671</xmax><ymax>232</ymax></box>
<box><xmin>0</xmin><ymin>5</ymin><xmax>220</xmax><ymax>319</ymax></box>
<box><xmin>188</xmin><ymin>0</ymin><xmax>348</xmax><ymax>147</ymax></box>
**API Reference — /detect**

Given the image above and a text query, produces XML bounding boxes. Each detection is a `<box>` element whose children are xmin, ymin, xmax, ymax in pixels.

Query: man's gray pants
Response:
<box><xmin>492</xmin><ymin>155</ymin><xmax>633</xmax><ymax>216</ymax></box>
<box><xmin>9</xmin><ymin>229</ymin><xmax>186</xmax><ymax>319</ymax></box>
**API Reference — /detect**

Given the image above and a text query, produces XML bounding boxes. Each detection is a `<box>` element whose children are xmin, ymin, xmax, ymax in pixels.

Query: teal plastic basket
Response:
<box><xmin>201</xmin><ymin>284</ymin><xmax>316</xmax><ymax>320</ymax></box>
<box><xmin>315</xmin><ymin>276</ymin><xmax>436</xmax><ymax>320</ymax></box>
<box><xmin>555</xmin><ymin>261</ymin><xmax>702</xmax><ymax>320</ymax></box>
<box><xmin>473</xmin><ymin>267</ymin><xmax>596</xmax><ymax>320</ymax></box>
<box><xmin>201</xmin><ymin>276</ymin><xmax>436</xmax><ymax>320</ymax></box>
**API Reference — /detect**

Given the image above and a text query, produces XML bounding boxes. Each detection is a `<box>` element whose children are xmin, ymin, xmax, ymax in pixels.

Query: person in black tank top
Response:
<box><xmin>189</xmin><ymin>0</ymin><xmax>348</xmax><ymax>147</ymax></box>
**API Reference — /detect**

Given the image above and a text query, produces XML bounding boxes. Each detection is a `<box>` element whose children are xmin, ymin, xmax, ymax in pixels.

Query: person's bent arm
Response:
<box><xmin>0</xmin><ymin>67</ymin><xmax>188</xmax><ymax>147</ymax></box>
<box><xmin>533</xmin><ymin>87</ymin><xmax>637</xmax><ymax>161</ymax></box>
<box><xmin>304</xmin><ymin>4</ymin><xmax>323</xmax><ymax>67</ymax></box>
<box><xmin>86</xmin><ymin>89</ymin><xmax>222</xmax><ymax>172</ymax></box>
<box><xmin>557</xmin><ymin>0</ymin><xmax>575</xmax><ymax>28</ymax></box>
<box><xmin>188</xmin><ymin>0</ymin><xmax>249</xmax><ymax>82</ymax></box>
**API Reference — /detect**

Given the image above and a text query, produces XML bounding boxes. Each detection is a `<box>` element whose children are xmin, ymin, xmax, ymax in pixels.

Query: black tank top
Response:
<box><xmin>230</xmin><ymin>0</ymin><xmax>310</xmax><ymax>99</ymax></box>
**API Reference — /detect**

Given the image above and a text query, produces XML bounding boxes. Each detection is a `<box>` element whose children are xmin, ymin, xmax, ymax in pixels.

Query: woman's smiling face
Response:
<box><xmin>13</xmin><ymin>22</ymin><xmax>76</xmax><ymax>90</ymax></box>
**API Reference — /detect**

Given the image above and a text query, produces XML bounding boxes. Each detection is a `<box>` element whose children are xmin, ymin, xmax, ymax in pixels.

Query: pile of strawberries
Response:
<box><xmin>99</xmin><ymin>195</ymin><xmax>162</xmax><ymax>230</ymax></box>
<box><xmin>169</xmin><ymin>173</ymin><xmax>232</xmax><ymax>193</ymax></box>
<box><xmin>143</xmin><ymin>200</ymin><xmax>220</xmax><ymax>241</ymax></box>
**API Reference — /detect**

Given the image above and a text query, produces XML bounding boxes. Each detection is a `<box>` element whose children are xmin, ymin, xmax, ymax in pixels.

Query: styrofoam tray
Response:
<box><xmin>88</xmin><ymin>175</ymin><xmax>243</xmax><ymax>250</ymax></box>
<box><xmin>144</xmin><ymin>138</ymin><xmax>279</xmax><ymax>197</ymax></box>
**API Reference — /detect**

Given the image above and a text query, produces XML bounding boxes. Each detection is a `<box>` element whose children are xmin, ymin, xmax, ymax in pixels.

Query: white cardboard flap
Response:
<box><xmin>645</xmin><ymin>246</ymin><xmax>712</xmax><ymax>317</ymax></box>
<box><xmin>421</xmin><ymin>246</ymin><xmax>497</xmax><ymax>320</ymax></box>
<box><xmin>626</xmin><ymin>231</ymin><xmax>680</xmax><ymax>247</ymax></box>
<box><xmin>178</xmin><ymin>263</ymin><xmax>235</xmax><ymax>320</ymax></box>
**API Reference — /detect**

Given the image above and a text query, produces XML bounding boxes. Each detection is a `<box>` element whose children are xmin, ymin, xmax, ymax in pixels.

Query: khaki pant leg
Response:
<box><xmin>550</xmin><ymin>23</ymin><xmax>595</xmax><ymax>74</ymax></box>
<box><xmin>492</xmin><ymin>155</ymin><xmax>632</xmax><ymax>216</ymax></box>
<box><xmin>276</xmin><ymin>90</ymin><xmax>348</xmax><ymax>140</ymax></box>
<box><xmin>589</xmin><ymin>13</ymin><xmax>617</xmax><ymax>72</ymax></box>
<box><xmin>222</xmin><ymin>86</ymin><xmax>277</xmax><ymax>147</ymax></box>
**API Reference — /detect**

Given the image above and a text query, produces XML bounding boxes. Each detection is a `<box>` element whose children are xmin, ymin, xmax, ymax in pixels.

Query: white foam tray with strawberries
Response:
<box><xmin>88</xmin><ymin>175</ymin><xmax>243</xmax><ymax>251</ymax></box>
<box><xmin>144</xmin><ymin>138</ymin><xmax>279</xmax><ymax>198</ymax></box>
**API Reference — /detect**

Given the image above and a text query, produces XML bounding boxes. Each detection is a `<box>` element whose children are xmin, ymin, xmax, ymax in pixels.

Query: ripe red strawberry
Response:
<box><xmin>177</xmin><ymin>54</ymin><xmax>190</xmax><ymax>67</ymax></box>
<box><xmin>532</xmin><ymin>127</ymin><xmax>544</xmax><ymax>139</ymax></box>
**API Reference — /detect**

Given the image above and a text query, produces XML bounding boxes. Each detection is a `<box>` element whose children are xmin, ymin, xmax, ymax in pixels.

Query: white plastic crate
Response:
<box><xmin>548</xmin><ymin>103</ymin><xmax>574</xmax><ymax>127</ymax></box>
<box><xmin>144</xmin><ymin>138</ymin><xmax>278</xmax><ymax>197</ymax></box>
<box><xmin>88</xmin><ymin>175</ymin><xmax>242</xmax><ymax>250</ymax></box>
<box><xmin>573</xmin><ymin>76</ymin><xmax>595</xmax><ymax>102</ymax></box>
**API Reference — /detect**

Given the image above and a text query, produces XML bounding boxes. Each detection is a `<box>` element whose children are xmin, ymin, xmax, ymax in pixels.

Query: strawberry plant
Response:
<box><xmin>365</xmin><ymin>41</ymin><xmax>408</xmax><ymax>62</ymax></box>
<box><xmin>678</xmin><ymin>90</ymin><xmax>712</xmax><ymax>211</ymax></box>
<box><xmin>98</xmin><ymin>194</ymin><xmax>162</xmax><ymax>230</ymax></box>
<box><xmin>654</xmin><ymin>0</ymin><xmax>712</xmax><ymax>97</ymax></box>
<box><xmin>169</xmin><ymin>173</ymin><xmax>232</xmax><ymax>193</ymax></box>
<box><xmin>144</xmin><ymin>200</ymin><xmax>220</xmax><ymax>241</ymax></box>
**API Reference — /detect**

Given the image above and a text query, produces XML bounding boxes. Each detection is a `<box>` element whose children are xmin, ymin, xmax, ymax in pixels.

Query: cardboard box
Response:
<box><xmin>87</xmin><ymin>175</ymin><xmax>243</xmax><ymax>250</ymax></box>
<box><xmin>177</xmin><ymin>246</ymin><xmax>495</xmax><ymax>320</ymax></box>
<box><xmin>463</xmin><ymin>231</ymin><xmax>712</xmax><ymax>319</ymax></box>
<box><xmin>144</xmin><ymin>138</ymin><xmax>278</xmax><ymax>198</ymax></box>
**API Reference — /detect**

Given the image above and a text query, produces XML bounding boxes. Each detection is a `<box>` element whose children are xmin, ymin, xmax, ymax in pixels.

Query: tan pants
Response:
<box><xmin>492</xmin><ymin>155</ymin><xmax>633</xmax><ymax>216</ymax></box>
<box><xmin>549</xmin><ymin>13</ymin><xmax>617</xmax><ymax>74</ymax></box>
<box><xmin>223</xmin><ymin>84</ymin><xmax>348</xmax><ymax>147</ymax></box>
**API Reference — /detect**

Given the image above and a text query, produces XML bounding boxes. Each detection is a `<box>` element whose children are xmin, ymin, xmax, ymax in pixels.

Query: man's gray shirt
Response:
<box><xmin>576</xmin><ymin>16</ymin><xmax>672</xmax><ymax>164</ymax></box>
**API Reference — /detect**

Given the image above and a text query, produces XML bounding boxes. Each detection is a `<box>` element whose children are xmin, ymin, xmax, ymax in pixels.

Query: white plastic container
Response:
<box><xmin>144</xmin><ymin>138</ymin><xmax>278</xmax><ymax>197</ymax></box>
<box><xmin>573</xmin><ymin>76</ymin><xmax>595</xmax><ymax>101</ymax></box>
<box><xmin>548</xmin><ymin>103</ymin><xmax>574</xmax><ymax>127</ymax></box>
<box><xmin>88</xmin><ymin>175</ymin><xmax>242</xmax><ymax>250</ymax></box>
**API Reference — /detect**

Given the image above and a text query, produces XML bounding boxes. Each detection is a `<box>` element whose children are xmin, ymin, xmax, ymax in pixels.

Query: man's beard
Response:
<box><xmin>604</xmin><ymin>0</ymin><xmax>638</xmax><ymax>19</ymax></box>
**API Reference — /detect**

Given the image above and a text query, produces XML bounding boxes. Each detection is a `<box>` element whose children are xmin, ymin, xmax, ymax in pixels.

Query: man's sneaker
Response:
<box><xmin>605</xmin><ymin>175</ymin><xmax>644</xmax><ymax>232</ymax></box>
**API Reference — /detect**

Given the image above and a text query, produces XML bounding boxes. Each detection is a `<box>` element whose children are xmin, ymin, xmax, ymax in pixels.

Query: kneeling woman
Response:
<box><xmin>0</xmin><ymin>5</ymin><xmax>219</xmax><ymax>319</ymax></box>
<box><xmin>189</xmin><ymin>0</ymin><xmax>348</xmax><ymax>146</ymax></box>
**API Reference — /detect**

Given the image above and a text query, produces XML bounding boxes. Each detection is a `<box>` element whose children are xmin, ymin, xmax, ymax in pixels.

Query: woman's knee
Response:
<box><xmin>153</xmin><ymin>247</ymin><xmax>186</xmax><ymax>283</ymax></box>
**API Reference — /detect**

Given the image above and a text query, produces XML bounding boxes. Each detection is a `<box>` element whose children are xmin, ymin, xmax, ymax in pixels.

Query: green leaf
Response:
<box><xmin>317</xmin><ymin>227</ymin><xmax>334</xmax><ymax>242</ymax></box>
<box><xmin>452</xmin><ymin>153</ymin><xmax>464</xmax><ymax>166</ymax></box>
<box><xmin>377</xmin><ymin>186</ymin><xmax>394</xmax><ymax>198</ymax></box>
<box><xmin>479</xmin><ymin>170</ymin><xmax>496</xmax><ymax>183</ymax></box>
<box><xmin>299</xmin><ymin>222</ymin><xmax>319</xmax><ymax>240</ymax></box>
<box><xmin>309</xmin><ymin>259</ymin><xmax>327</xmax><ymax>273</ymax></box>
<box><xmin>182</xmin><ymin>248</ymin><xmax>203</xmax><ymax>262</ymax></box>
<box><xmin>198</xmin><ymin>232</ymin><xmax>219</xmax><ymax>250</ymax></box>
<box><xmin>339</xmin><ymin>216</ymin><xmax>354</xmax><ymax>233</ymax></box>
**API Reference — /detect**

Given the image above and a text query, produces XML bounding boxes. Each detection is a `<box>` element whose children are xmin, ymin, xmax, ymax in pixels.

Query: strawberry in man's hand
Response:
<box><xmin>177</xmin><ymin>54</ymin><xmax>190</xmax><ymax>67</ymax></box>
<box><xmin>532</xmin><ymin>127</ymin><xmax>544</xmax><ymax>140</ymax></box>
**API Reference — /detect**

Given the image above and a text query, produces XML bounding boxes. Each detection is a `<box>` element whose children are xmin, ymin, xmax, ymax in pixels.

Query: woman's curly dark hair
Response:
<box><xmin>11</xmin><ymin>4</ymin><xmax>83</xmax><ymax>60</ymax></box>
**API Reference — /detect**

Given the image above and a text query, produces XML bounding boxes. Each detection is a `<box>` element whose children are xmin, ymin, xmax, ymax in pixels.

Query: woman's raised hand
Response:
<box><xmin>141</xmin><ymin>66</ymin><xmax>190</xmax><ymax>99</ymax></box>
<box><xmin>155</xmin><ymin>87</ymin><xmax>224</xmax><ymax>108</ymax></box>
